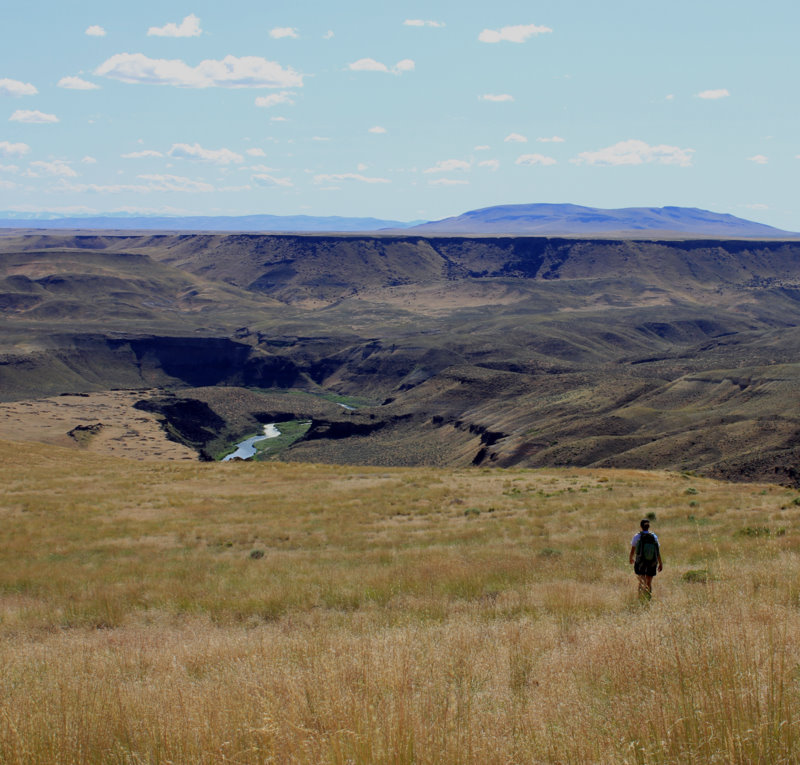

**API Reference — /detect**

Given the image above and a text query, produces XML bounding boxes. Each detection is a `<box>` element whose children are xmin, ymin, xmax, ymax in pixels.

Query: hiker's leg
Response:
<box><xmin>643</xmin><ymin>575</ymin><xmax>653</xmax><ymax>594</ymax></box>
<box><xmin>637</xmin><ymin>574</ymin><xmax>650</xmax><ymax>599</ymax></box>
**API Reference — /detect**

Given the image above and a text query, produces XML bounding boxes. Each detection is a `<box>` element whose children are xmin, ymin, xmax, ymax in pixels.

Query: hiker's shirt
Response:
<box><xmin>631</xmin><ymin>531</ymin><xmax>659</xmax><ymax>548</ymax></box>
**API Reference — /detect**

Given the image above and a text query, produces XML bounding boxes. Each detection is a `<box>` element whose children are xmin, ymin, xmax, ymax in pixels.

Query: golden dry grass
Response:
<box><xmin>2</xmin><ymin>438</ymin><xmax>800</xmax><ymax>763</ymax></box>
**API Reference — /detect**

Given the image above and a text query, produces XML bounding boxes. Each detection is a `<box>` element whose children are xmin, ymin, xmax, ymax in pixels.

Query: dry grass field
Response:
<box><xmin>2</xmin><ymin>437</ymin><xmax>800</xmax><ymax>763</ymax></box>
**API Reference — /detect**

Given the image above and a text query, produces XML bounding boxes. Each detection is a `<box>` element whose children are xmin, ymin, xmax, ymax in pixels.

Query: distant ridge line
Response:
<box><xmin>0</xmin><ymin>204</ymin><xmax>794</xmax><ymax>237</ymax></box>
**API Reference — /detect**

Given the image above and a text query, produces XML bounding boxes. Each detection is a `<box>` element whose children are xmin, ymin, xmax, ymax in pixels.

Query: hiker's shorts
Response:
<box><xmin>634</xmin><ymin>560</ymin><xmax>658</xmax><ymax>577</ymax></box>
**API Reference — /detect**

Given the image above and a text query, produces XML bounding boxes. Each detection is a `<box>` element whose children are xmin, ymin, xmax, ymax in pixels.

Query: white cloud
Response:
<box><xmin>252</xmin><ymin>173</ymin><xmax>293</xmax><ymax>187</ymax></box>
<box><xmin>0</xmin><ymin>179</ymin><xmax>16</xmax><ymax>189</ymax></box>
<box><xmin>323</xmin><ymin>30</ymin><xmax>334</xmax><ymax>39</ymax></box>
<box><xmin>516</xmin><ymin>153</ymin><xmax>557</xmax><ymax>166</ymax></box>
<box><xmin>473</xmin><ymin>145</ymin><xmax>490</xmax><ymax>151</ymax></box>
<box><xmin>255</xmin><ymin>91</ymin><xmax>295</xmax><ymax>108</ymax></box>
<box><xmin>269</xmin><ymin>27</ymin><xmax>298</xmax><ymax>39</ymax></box>
<box><xmin>428</xmin><ymin>178</ymin><xmax>469</xmax><ymax>186</ymax></box>
<box><xmin>246</xmin><ymin>148</ymin><xmax>266</xmax><ymax>157</ymax></box>
<box><xmin>424</xmin><ymin>159</ymin><xmax>471</xmax><ymax>174</ymax></box>
<box><xmin>312</xmin><ymin>136</ymin><xmax>330</xmax><ymax>141</ymax></box>
<box><xmin>479</xmin><ymin>159</ymin><xmax>500</xmax><ymax>171</ymax></box>
<box><xmin>404</xmin><ymin>19</ymin><xmax>445</xmax><ymax>27</ymax></box>
<box><xmin>696</xmin><ymin>88</ymin><xmax>729</xmax><ymax>100</ymax></box>
<box><xmin>348</xmin><ymin>58</ymin><xmax>414</xmax><ymax>75</ymax></box>
<box><xmin>537</xmin><ymin>135</ymin><xmax>565</xmax><ymax>143</ymax></box>
<box><xmin>504</xmin><ymin>133</ymin><xmax>527</xmax><ymax>143</ymax></box>
<box><xmin>85</xmin><ymin>25</ymin><xmax>106</xmax><ymax>37</ymax></box>
<box><xmin>58</xmin><ymin>175</ymin><xmax>214</xmax><ymax>194</ymax></box>
<box><xmin>9</xmin><ymin>110</ymin><xmax>59</xmax><ymax>124</ymax></box>
<box><xmin>744</xmin><ymin>203</ymin><xmax>768</xmax><ymax>210</ymax></box>
<box><xmin>480</xmin><ymin>93</ymin><xmax>513</xmax><ymax>102</ymax></box>
<box><xmin>747</xmin><ymin>154</ymin><xmax>768</xmax><ymax>164</ymax></box>
<box><xmin>27</xmin><ymin>160</ymin><xmax>77</xmax><ymax>177</ymax></box>
<box><xmin>122</xmin><ymin>150</ymin><xmax>164</xmax><ymax>159</ymax></box>
<box><xmin>0</xmin><ymin>79</ymin><xmax>37</xmax><ymax>97</ymax></box>
<box><xmin>81</xmin><ymin>156</ymin><xmax>97</xmax><ymax>164</ymax></box>
<box><xmin>147</xmin><ymin>14</ymin><xmax>202</xmax><ymax>38</ymax></box>
<box><xmin>368</xmin><ymin>126</ymin><xmax>387</xmax><ymax>134</ymax></box>
<box><xmin>357</xmin><ymin>162</ymin><xmax>368</xmax><ymax>171</ymax></box>
<box><xmin>244</xmin><ymin>164</ymin><xmax>277</xmax><ymax>172</ymax></box>
<box><xmin>0</xmin><ymin>164</ymin><xmax>19</xmax><ymax>173</ymax></box>
<box><xmin>271</xmin><ymin>116</ymin><xmax>288</xmax><ymax>122</ymax></box>
<box><xmin>572</xmin><ymin>139</ymin><xmax>694</xmax><ymax>167</ymax></box>
<box><xmin>168</xmin><ymin>143</ymin><xmax>243</xmax><ymax>164</ymax></box>
<box><xmin>0</xmin><ymin>140</ymin><xmax>30</xmax><ymax>157</ymax></box>
<box><xmin>313</xmin><ymin>172</ymin><xmax>390</xmax><ymax>184</ymax></box>
<box><xmin>95</xmin><ymin>53</ymin><xmax>303</xmax><ymax>89</ymax></box>
<box><xmin>479</xmin><ymin>24</ymin><xmax>552</xmax><ymax>43</ymax></box>
<box><xmin>137</xmin><ymin>174</ymin><xmax>214</xmax><ymax>192</ymax></box>
<box><xmin>57</xmin><ymin>76</ymin><xmax>100</xmax><ymax>91</ymax></box>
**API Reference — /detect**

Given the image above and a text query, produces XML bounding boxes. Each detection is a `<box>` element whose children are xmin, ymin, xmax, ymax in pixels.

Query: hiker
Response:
<box><xmin>629</xmin><ymin>518</ymin><xmax>662</xmax><ymax>600</ymax></box>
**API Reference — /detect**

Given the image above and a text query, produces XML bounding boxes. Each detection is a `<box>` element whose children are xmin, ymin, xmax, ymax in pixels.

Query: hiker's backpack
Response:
<box><xmin>636</xmin><ymin>531</ymin><xmax>659</xmax><ymax>564</ymax></box>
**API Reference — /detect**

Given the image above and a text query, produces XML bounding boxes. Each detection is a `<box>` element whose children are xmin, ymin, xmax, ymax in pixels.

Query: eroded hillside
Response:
<box><xmin>1</xmin><ymin>231</ymin><xmax>799</xmax><ymax>483</ymax></box>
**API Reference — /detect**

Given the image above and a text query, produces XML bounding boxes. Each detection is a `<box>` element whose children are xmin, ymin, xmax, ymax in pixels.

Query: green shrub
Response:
<box><xmin>736</xmin><ymin>526</ymin><xmax>770</xmax><ymax>538</ymax></box>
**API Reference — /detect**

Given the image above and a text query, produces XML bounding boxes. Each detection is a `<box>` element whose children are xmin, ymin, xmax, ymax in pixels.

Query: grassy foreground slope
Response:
<box><xmin>3</xmin><ymin>439</ymin><xmax>800</xmax><ymax>763</ymax></box>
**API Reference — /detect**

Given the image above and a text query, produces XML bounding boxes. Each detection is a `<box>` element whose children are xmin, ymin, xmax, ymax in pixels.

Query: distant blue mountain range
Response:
<box><xmin>0</xmin><ymin>204</ymin><xmax>794</xmax><ymax>237</ymax></box>
<box><xmin>0</xmin><ymin>213</ymin><xmax>417</xmax><ymax>232</ymax></box>
<box><xmin>408</xmin><ymin>204</ymin><xmax>796</xmax><ymax>237</ymax></box>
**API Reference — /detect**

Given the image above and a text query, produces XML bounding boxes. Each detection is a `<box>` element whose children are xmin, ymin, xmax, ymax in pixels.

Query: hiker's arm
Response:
<box><xmin>629</xmin><ymin>545</ymin><xmax>636</xmax><ymax>564</ymax></box>
<box><xmin>657</xmin><ymin>551</ymin><xmax>663</xmax><ymax>571</ymax></box>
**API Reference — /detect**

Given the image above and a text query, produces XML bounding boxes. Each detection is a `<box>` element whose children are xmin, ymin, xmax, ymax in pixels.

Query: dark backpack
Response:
<box><xmin>636</xmin><ymin>531</ymin><xmax>659</xmax><ymax>564</ymax></box>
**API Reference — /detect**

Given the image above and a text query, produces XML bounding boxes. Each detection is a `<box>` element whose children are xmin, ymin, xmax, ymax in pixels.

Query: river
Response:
<box><xmin>222</xmin><ymin>423</ymin><xmax>280</xmax><ymax>461</ymax></box>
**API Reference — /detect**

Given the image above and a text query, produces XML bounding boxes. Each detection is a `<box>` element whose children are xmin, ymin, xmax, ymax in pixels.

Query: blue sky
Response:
<box><xmin>1</xmin><ymin>0</ymin><xmax>798</xmax><ymax>228</ymax></box>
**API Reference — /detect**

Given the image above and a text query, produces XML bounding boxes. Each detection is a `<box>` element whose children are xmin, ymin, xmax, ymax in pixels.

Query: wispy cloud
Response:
<box><xmin>537</xmin><ymin>136</ymin><xmax>565</xmax><ymax>143</ymax></box>
<box><xmin>696</xmin><ymin>88</ymin><xmax>730</xmax><ymax>100</ymax></box>
<box><xmin>269</xmin><ymin>27</ymin><xmax>298</xmax><ymax>39</ymax></box>
<box><xmin>516</xmin><ymin>154</ymin><xmax>557</xmax><ymax>166</ymax></box>
<box><xmin>428</xmin><ymin>178</ymin><xmax>469</xmax><ymax>186</ymax></box>
<box><xmin>479</xmin><ymin>159</ymin><xmax>500</xmax><ymax>171</ymax></box>
<box><xmin>26</xmin><ymin>160</ymin><xmax>77</xmax><ymax>177</ymax></box>
<box><xmin>168</xmin><ymin>143</ymin><xmax>243</xmax><ymax>164</ymax></box>
<box><xmin>85</xmin><ymin>25</ymin><xmax>106</xmax><ymax>37</ymax></box>
<box><xmin>246</xmin><ymin>148</ymin><xmax>266</xmax><ymax>157</ymax></box>
<box><xmin>479</xmin><ymin>24</ymin><xmax>552</xmax><ymax>43</ymax></box>
<box><xmin>480</xmin><ymin>93</ymin><xmax>513</xmax><ymax>102</ymax></box>
<box><xmin>137</xmin><ymin>174</ymin><xmax>214</xmax><ymax>192</ymax></box>
<box><xmin>9</xmin><ymin>110</ymin><xmax>59</xmax><ymax>124</ymax></box>
<box><xmin>147</xmin><ymin>14</ymin><xmax>202</xmax><ymax>38</ymax></box>
<box><xmin>255</xmin><ymin>91</ymin><xmax>295</xmax><ymax>108</ymax></box>
<box><xmin>747</xmin><ymin>154</ymin><xmax>768</xmax><ymax>164</ymax></box>
<box><xmin>504</xmin><ymin>133</ymin><xmax>527</xmax><ymax>143</ymax></box>
<box><xmin>96</xmin><ymin>54</ymin><xmax>303</xmax><ymax>89</ymax></box>
<box><xmin>313</xmin><ymin>172</ymin><xmax>390</xmax><ymax>184</ymax></box>
<box><xmin>572</xmin><ymin>139</ymin><xmax>694</xmax><ymax>167</ymax></box>
<box><xmin>0</xmin><ymin>78</ymin><xmax>37</xmax><ymax>97</ymax></box>
<box><xmin>121</xmin><ymin>150</ymin><xmax>164</xmax><ymax>159</ymax></box>
<box><xmin>252</xmin><ymin>173</ymin><xmax>293</xmax><ymax>187</ymax></box>
<box><xmin>347</xmin><ymin>58</ymin><xmax>414</xmax><ymax>75</ymax></box>
<box><xmin>0</xmin><ymin>141</ymin><xmax>30</xmax><ymax>157</ymax></box>
<box><xmin>424</xmin><ymin>159</ymin><xmax>470</xmax><ymax>174</ymax></box>
<box><xmin>58</xmin><ymin>76</ymin><xmax>100</xmax><ymax>91</ymax></box>
<box><xmin>368</xmin><ymin>126</ymin><xmax>387</xmax><ymax>134</ymax></box>
<box><xmin>404</xmin><ymin>19</ymin><xmax>445</xmax><ymax>27</ymax></box>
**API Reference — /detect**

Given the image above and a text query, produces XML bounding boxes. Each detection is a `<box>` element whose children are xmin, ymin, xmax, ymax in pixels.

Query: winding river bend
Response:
<box><xmin>222</xmin><ymin>424</ymin><xmax>280</xmax><ymax>461</ymax></box>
